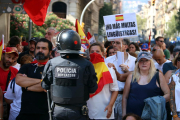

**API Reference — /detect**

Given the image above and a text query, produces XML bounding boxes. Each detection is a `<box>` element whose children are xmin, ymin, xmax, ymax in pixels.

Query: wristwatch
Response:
<box><xmin>173</xmin><ymin>114</ymin><xmax>178</xmax><ymax>118</ymax></box>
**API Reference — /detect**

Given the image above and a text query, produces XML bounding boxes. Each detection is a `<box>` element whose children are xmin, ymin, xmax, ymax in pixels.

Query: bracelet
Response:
<box><xmin>173</xmin><ymin>114</ymin><xmax>178</xmax><ymax>118</ymax></box>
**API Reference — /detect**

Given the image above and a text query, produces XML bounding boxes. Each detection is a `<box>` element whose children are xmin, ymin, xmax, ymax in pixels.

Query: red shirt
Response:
<box><xmin>0</xmin><ymin>66</ymin><xmax>18</xmax><ymax>91</ymax></box>
<box><xmin>22</xmin><ymin>41</ymin><xmax>28</xmax><ymax>46</ymax></box>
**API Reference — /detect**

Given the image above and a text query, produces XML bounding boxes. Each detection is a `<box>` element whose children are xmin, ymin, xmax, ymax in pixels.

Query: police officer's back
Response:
<box><xmin>41</xmin><ymin>29</ymin><xmax>98</xmax><ymax>120</ymax></box>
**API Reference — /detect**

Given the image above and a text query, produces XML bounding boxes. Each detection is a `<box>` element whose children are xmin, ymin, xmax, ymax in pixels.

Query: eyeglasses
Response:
<box><xmin>158</xmin><ymin>40</ymin><xmax>164</xmax><ymax>43</ymax></box>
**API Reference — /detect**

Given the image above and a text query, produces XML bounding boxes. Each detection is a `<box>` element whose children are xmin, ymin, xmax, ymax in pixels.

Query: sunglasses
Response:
<box><xmin>158</xmin><ymin>40</ymin><xmax>164</xmax><ymax>43</ymax></box>
<box><xmin>152</xmin><ymin>49</ymin><xmax>156</xmax><ymax>52</ymax></box>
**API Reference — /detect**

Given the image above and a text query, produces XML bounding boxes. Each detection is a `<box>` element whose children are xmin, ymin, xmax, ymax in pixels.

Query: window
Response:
<box><xmin>52</xmin><ymin>2</ymin><xmax>67</xmax><ymax>18</ymax></box>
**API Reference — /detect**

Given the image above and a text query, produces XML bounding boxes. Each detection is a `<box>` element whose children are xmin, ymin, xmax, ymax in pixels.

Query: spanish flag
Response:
<box><xmin>116</xmin><ymin>15</ymin><xmax>124</xmax><ymax>21</ymax></box>
<box><xmin>90</xmin><ymin>53</ymin><xmax>113</xmax><ymax>98</ymax></box>
<box><xmin>148</xmin><ymin>31</ymin><xmax>151</xmax><ymax>49</ymax></box>
<box><xmin>75</xmin><ymin>19</ymin><xmax>90</xmax><ymax>50</ymax></box>
<box><xmin>0</xmin><ymin>39</ymin><xmax>3</xmax><ymax>61</ymax></box>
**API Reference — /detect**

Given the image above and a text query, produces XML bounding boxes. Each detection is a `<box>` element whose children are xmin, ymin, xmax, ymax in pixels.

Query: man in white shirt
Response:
<box><xmin>153</xmin><ymin>49</ymin><xmax>171</xmax><ymax>73</ymax></box>
<box><xmin>105</xmin><ymin>38</ymin><xmax>136</xmax><ymax>120</ymax></box>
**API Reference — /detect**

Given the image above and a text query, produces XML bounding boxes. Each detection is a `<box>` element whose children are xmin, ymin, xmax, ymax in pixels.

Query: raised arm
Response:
<box><xmin>122</xmin><ymin>73</ymin><xmax>132</xmax><ymax>117</ymax></box>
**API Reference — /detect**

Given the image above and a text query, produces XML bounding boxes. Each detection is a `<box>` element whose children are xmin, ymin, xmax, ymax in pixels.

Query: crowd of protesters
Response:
<box><xmin>0</xmin><ymin>27</ymin><xmax>180</xmax><ymax>120</ymax></box>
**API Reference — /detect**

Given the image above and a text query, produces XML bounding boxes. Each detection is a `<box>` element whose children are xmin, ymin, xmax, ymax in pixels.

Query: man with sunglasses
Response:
<box><xmin>155</xmin><ymin>37</ymin><xmax>170</xmax><ymax>60</ymax></box>
<box><xmin>155</xmin><ymin>36</ymin><xmax>164</xmax><ymax>49</ymax></box>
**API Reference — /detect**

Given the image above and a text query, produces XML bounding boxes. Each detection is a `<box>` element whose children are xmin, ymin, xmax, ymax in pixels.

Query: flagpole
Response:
<box><xmin>80</xmin><ymin>0</ymin><xmax>95</xmax><ymax>25</ymax></box>
<box><xmin>148</xmin><ymin>31</ymin><xmax>151</xmax><ymax>50</ymax></box>
<box><xmin>2</xmin><ymin>34</ymin><xmax>4</xmax><ymax>49</ymax></box>
<box><xmin>28</xmin><ymin>17</ymin><xmax>32</xmax><ymax>40</ymax></box>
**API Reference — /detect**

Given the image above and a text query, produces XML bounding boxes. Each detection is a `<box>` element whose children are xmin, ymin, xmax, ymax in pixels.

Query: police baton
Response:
<box><xmin>47</xmin><ymin>90</ymin><xmax>52</xmax><ymax>120</ymax></box>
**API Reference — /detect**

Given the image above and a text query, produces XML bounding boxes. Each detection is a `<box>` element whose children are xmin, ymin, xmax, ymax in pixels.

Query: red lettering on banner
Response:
<box><xmin>11</xmin><ymin>0</ymin><xmax>25</xmax><ymax>4</ymax></box>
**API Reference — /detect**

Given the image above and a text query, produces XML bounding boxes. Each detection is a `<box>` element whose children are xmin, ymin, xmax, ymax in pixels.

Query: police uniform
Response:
<box><xmin>41</xmin><ymin>29</ymin><xmax>98</xmax><ymax>120</ymax></box>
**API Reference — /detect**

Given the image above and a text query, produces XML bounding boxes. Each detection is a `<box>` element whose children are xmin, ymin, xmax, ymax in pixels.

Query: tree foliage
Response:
<box><xmin>99</xmin><ymin>3</ymin><xmax>113</xmax><ymax>35</ymax></box>
<box><xmin>136</xmin><ymin>15</ymin><xmax>146</xmax><ymax>34</ymax></box>
<box><xmin>10</xmin><ymin>12</ymin><xmax>75</xmax><ymax>38</ymax></box>
<box><xmin>165</xmin><ymin>14</ymin><xmax>177</xmax><ymax>38</ymax></box>
<box><xmin>175</xmin><ymin>8</ymin><xmax>180</xmax><ymax>32</ymax></box>
<box><xmin>10</xmin><ymin>14</ymin><xmax>27</xmax><ymax>37</ymax></box>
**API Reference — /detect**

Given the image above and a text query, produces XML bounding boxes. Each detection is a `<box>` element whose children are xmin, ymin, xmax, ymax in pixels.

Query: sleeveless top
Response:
<box><xmin>126</xmin><ymin>72</ymin><xmax>163</xmax><ymax>117</ymax></box>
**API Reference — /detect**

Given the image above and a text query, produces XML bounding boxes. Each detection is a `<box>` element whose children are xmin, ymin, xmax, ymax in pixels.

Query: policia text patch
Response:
<box><xmin>55</xmin><ymin>66</ymin><xmax>79</xmax><ymax>79</ymax></box>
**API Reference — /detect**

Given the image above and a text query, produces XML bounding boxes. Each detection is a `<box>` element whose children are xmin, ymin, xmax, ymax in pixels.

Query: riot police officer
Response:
<box><xmin>41</xmin><ymin>29</ymin><xmax>98</xmax><ymax>120</ymax></box>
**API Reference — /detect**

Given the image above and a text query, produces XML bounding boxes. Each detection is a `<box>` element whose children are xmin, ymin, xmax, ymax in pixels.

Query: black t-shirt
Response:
<box><xmin>163</xmin><ymin>62</ymin><xmax>177</xmax><ymax>75</ymax></box>
<box><xmin>18</xmin><ymin>64</ymin><xmax>48</xmax><ymax>114</ymax></box>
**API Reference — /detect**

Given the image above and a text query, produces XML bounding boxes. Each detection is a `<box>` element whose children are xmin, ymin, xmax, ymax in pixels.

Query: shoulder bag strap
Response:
<box><xmin>5</xmin><ymin>70</ymin><xmax>11</xmax><ymax>91</ymax></box>
<box><xmin>156</xmin><ymin>71</ymin><xmax>160</xmax><ymax>88</ymax></box>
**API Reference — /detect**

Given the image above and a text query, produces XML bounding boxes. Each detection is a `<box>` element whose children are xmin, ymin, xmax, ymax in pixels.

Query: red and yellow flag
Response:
<box><xmin>0</xmin><ymin>39</ymin><xmax>3</xmax><ymax>61</ymax></box>
<box><xmin>75</xmin><ymin>19</ymin><xmax>90</xmax><ymax>50</ymax></box>
<box><xmin>116</xmin><ymin>15</ymin><xmax>124</xmax><ymax>21</ymax></box>
<box><xmin>90</xmin><ymin>53</ymin><xmax>113</xmax><ymax>98</ymax></box>
<box><xmin>148</xmin><ymin>31</ymin><xmax>151</xmax><ymax>49</ymax></box>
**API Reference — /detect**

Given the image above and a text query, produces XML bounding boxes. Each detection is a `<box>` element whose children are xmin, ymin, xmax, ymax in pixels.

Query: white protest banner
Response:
<box><xmin>103</xmin><ymin>13</ymin><xmax>138</xmax><ymax>41</ymax></box>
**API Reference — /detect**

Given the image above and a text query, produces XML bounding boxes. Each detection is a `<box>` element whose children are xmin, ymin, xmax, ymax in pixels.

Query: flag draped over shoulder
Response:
<box><xmin>75</xmin><ymin>19</ymin><xmax>90</xmax><ymax>50</ymax></box>
<box><xmin>23</xmin><ymin>0</ymin><xmax>51</xmax><ymax>26</ymax></box>
<box><xmin>0</xmin><ymin>39</ymin><xmax>3</xmax><ymax>61</ymax></box>
<box><xmin>90</xmin><ymin>53</ymin><xmax>113</xmax><ymax>98</ymax></box>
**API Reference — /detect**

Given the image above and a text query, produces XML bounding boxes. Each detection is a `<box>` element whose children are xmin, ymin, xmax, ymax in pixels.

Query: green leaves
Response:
<box><xmin>99</xmin><ymin>3</ymin><xmax>113</xmax><ymax>35</ymax></box>
<box><xmin>10</xmin><ymin>13</ymin><xmax>75</xmax><ymax>38</ymax></box>
<box><xmin>165</xmin><ymin>10</ymin><xmax>180</xmax><ymax>38</ymax></box>
<box><xmin>175</xmin><ymin>9</ymin><xmax>180</xmax><ymax>33</ymax></box>
<box><xmin>136</xmin><ymin>15</ymin><xmax>146</xmax><ymax>34</ymax></box>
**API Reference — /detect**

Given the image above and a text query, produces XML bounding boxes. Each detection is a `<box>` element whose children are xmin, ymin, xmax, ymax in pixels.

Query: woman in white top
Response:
<box><xmin>169</xmin><ymin>53</ymin><xmax>180</xmax><ymax>120</ymax></box>
<box><xmin>87</xmin><ymin>42</ymin><xmax>119</xmax><ymax>120</ymax></box>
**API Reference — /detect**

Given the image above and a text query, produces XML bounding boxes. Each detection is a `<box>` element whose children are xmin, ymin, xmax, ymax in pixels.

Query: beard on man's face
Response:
<box><xmin>35</xmin><ymin>52</ymin><xmax>50</xmax><ymax>60</ymax></box>
<box><xmin>2</xmin><ymin>57</ymin><xmax>12</xmax><ymax>69</ymax></box>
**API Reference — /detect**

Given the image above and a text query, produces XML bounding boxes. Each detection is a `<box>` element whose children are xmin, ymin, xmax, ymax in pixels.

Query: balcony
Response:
<box><xmin>166</xmin><ymin>2</ymin><xmax>176</xmax><ymax>13</ymax></box>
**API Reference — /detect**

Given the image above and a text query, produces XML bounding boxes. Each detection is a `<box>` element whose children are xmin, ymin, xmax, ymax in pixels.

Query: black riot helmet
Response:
<box><xmin>56</xmin><ymin>29</ymin><xmax>85</xmax><ymax>54</ymax></box>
